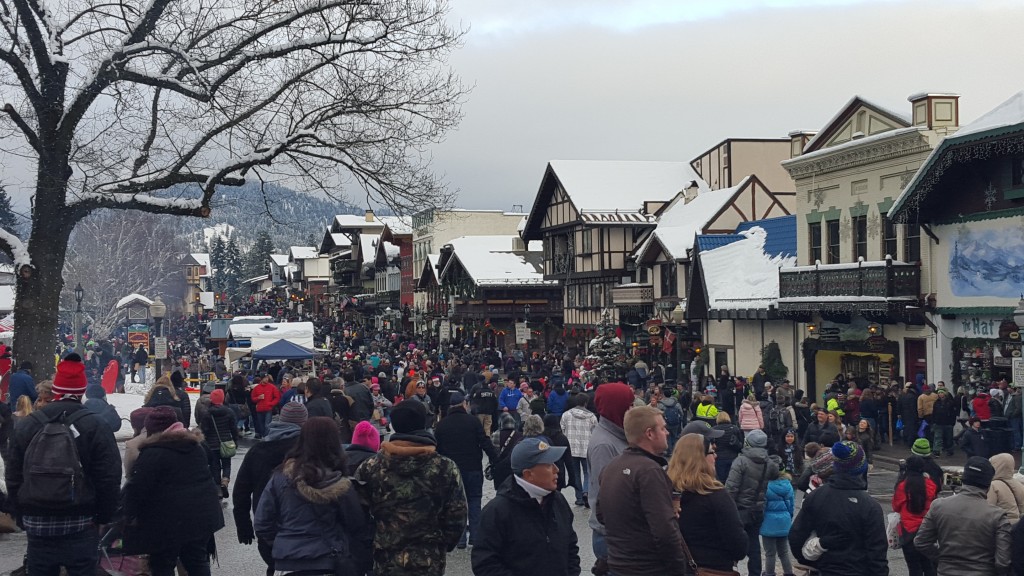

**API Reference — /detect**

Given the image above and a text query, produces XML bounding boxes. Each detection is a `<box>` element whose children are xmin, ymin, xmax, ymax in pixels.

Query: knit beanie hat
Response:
<box><xmin>170</xmin><ymin>371</ymin><xmax>185</xmax><ymax>388</ymax></box>
<box><xmin>53</xmin><ymin>358</ymin><xmax>88</xmax><ymax>397</ymax></box>
<box><xmin>352</xmin><ymin>421</ymin><xmax>381</xmax><ymax>452</ymax></box>
<box><xmin>390</xmin><ymin>400</ymin><xmax>428</xmax><ymax>433</ymax></box>
<box><xmin>963</xmin><ymin>456</ymin><xmax>996</xmax><ymax>489</ymax></box>
<box><xmin>85</xmin><ymin>382</ymin><xmax>106</xmax><ymax>400</ymax></box>
<box><xmin>831</xmin><ymin>441</ymin><xmax>868</xmax><ymax>476</ymax></box>
<box><xmin>745</xmin><ymin>429</ymin><xmax>768</xmax><ymax>448</ymax></box>
<box><xmin>595</xmin><ymin>383</ymin><xmax>634</xmax><ymax>428</ymax></box>
<box><xmin>209</xmin><ymin>389</ymin><xmax>225</xmax><ymax>406</ymax></box>
<box><xmin>279</xmin><ymin>401</ymin><xmax>309</xmax><ymax>425</ymax></box>
<box><xmin>145</xmin><ymin>406</ymin><xmax>179</xmax><ymax>435</ymax></box>
<box><xmin>911</xmin><ymin>438</ymin><xmax>932</xmax><ymax>457</ymax></box>
<box><xmin>811</xmin><ymin>449</ymin><xmax>835</xmax><ymax>475</ymax></box>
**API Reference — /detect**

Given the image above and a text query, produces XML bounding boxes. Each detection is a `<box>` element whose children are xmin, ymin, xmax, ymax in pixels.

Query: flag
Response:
<box><xmin>662</xmin><ymin>329</ymin><xmax>676</xmax><ymax>354</ymax></box>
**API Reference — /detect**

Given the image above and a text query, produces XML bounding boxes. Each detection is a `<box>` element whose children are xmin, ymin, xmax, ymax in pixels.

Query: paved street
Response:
<box><xmin>0</xmin><ymin>435</ymin><xmax>923</xmax><ymax>576</ymax></box>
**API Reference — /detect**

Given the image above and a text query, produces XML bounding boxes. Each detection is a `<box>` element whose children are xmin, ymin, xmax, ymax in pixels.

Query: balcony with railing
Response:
<box><xmin>778</xmin><ymin>259</ymin><xmax>920</xmax><ymax>314</ymax></box>
<box><xmin>611</xmin><ymin>284</ymin><xmax>654</xmax><ymax>306</ymax></box>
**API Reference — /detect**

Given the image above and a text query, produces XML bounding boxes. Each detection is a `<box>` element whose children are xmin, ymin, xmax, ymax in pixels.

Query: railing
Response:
<box><xmin>779</xmin><ymin>259</ymin><xmax>920</xmax><ymax>299</ymax></box>
<box><xmin>611</xmin><ymin>284</ymin><xmax>654</xmax><ymax>305</ymax></box>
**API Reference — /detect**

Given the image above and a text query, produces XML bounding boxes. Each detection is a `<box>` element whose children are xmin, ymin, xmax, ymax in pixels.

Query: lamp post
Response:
<box><xmin>73</xmin><ymin>283</ymin><xmax>84</xmax><ymax>354</ymax></box>
<box><xmin>150</xmin><ymin>296</ymin><xmax>167</xmax><ymax>380</ymax></box>
<box><xmin>1014</xmin><ymin>295</ymin><xmax>1024</xmax><ymax>475</ymax></box>
<box><xmin>670</xmin><ymin>303</ymin><xmax>685</xmax><ymax>390</ymax></box>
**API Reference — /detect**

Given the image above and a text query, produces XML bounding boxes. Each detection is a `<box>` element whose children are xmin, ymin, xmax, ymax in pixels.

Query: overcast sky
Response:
<box><xmin>432</xmin><ymin>0</ymin><xmax>1024</xmax><ymax>211</ymax></box>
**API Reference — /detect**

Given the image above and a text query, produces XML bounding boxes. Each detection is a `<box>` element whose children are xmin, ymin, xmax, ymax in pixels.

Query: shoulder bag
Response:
<box><xmin>212</xmin><ymin>416</ymin><xmax>237</xmax><ymax>458</ymax></box>
<box><xmin>484</xmin><ymin>431</ymin><xmax>518</xmax><ymax>481</ymax></box>
<box><xmin>679</xmin><ymin>532</ymin><xmax>740</xmax><ymax>576</ymax></box>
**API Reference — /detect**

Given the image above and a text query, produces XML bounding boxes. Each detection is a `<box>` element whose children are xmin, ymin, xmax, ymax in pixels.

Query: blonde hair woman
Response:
<box><xmin>667</xmin><ymin>434</ymin><xmax>747</xmax><ymax>573</ymax></box>
<box><xmin>143</xmin><ymin>375</ymin><xmax>189</xmax><ymax>425</ymax></box>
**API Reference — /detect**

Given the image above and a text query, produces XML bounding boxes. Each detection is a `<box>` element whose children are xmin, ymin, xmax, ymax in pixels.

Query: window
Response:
<box><xmin>826</xmin><ymin>219</ymin><xmax>841</xmax><ymax>264</ymax></box>
<box><xmin>852</xmin><ymin>215</ymin><xmax>867</xmax><ymax>261</ymax></box>
<box><xmin>578</xmin><ymin>284</ymin><xmax>589</xmax><ymax>307</ymax></box>
<box><xmin>567</xmin><ymin>284</ymin><xmax>576</xmax><ymax>307</ymax></box>
<box><xmin>581</xmin><ymin>229</ymin><xmax>592</xmax><ymax>254</ymax></box>
<box><xmin>660</xmin><ymin>263</ymin><xmax>678</xmax><ymax>297</ymax></box>
<box><xmin>905</xmin><ymin>223</ymin><xmax>921</xmax><ymax>263</ymax></box>
<box><xmin>808</xmin><ymin>223</ymin><xmax>822</xmax><ymax>264</ymax></box>
<box><xmin>592</xmin><ymin>284</ymin><xmax>603</xmax><ymax>308</ymax></box>
<box><xmin>639</xmin><ymin>266</ymin><xmax>649</xmax><ymax>284</ymax></box>
<box><xmin>882</xmin><ymin>214</ymin><xmax>898</xmax><ymax>259</ymax></box>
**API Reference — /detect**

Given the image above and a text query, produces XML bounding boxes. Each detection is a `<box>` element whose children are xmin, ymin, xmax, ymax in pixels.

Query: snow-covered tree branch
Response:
<box><xmin>0</xmin><ymin>0</ymin><xmax>466</xmax><ymax>377</ymax></box>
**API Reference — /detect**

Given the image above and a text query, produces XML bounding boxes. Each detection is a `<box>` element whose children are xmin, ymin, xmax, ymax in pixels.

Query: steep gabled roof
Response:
<box><xmin>803</xmin><ymin>95</ymin><xmax>912</xmax><ymax>154</ymax></box>
<box><xmin>439</xmin><ymin>236</ymin><xmax>555</xmax><ymax>287</ymax></box>
<box><xmin>634</xmin><ymin>182</ymin><xmax>744</xmax><ymax>262</ymax></box>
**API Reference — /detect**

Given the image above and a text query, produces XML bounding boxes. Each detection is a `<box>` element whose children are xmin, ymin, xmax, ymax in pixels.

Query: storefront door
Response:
<box><xmin>905</xmin><ymin>339</ymin><xmax>928</xmax><ymax>385</ymax></box>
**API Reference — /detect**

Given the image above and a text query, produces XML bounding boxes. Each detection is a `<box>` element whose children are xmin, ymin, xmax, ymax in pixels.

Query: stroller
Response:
<box><xmin>98</xmin><ymin>516</ymin><xmax>150</xmax><ymax>576</ymax></box>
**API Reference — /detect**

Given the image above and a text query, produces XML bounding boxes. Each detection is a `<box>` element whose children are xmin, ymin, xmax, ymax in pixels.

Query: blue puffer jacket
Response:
<box><xmin>760</xmin><ymin>477</ymin><xmax>794</xmax><ymax>537</ymax></box>
<box><xmin>546</xmin><ymin>390</ymin><xmax>569</xmax><ymax>416</ymax></box>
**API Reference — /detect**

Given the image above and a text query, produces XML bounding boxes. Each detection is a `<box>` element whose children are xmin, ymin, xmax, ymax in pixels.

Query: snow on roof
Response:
<box><xmin>381</xmin><ymin>240</ymin><xmax>400</xmax><ymax>259</ymax></box>
<box><xmin>242</xmin><ymin>274</ymin><xmax>270</xmax><ymax>284</ymax></box>
<box><xmin>444</xmin><ymin>236</ymin><xmax>556</xmax><ymax>286</ymax></box>
<box><xmin>700</xmin><ymin>227</ymin><xmax>796</xmax><ymax>310</ymax></box>
<box><xmin>330</xmin><ymin>233</ymin><xmax>351</xmax><ymax>247</ymax></box>
<box><xmin>116</xmin><ymin>293</ymin><xmax>154</xmax><ymax>309</ymax></box>
<box><xmin>638</xmin><ymin>183</ymin><xmax>741</xmax><ymax>260</ymax></box>
<box><xmin>785</xmin><ymin>126</ymin><xmax>924</xmax><ymax>166</ymax></box>
<box><xmin>948</xmin><ymin>90</ymin><xmax>1024</xmax><ymax>139</ymax></box>
<box><xmin>270</xmin><ymin>254</ymin><xmax>290</xmax><ymax>267</ymax></box>
<box><xmin>289</xmin><ymin>246</ymin><xmax>319</xmax><ymax>260</ymax></box>
<box><xmin>334</xmin><ymin>214</ymin><xmax>384</xmax><ymax>229</ymax></box>
<box><xmin>190</xmin><ymin>253</ymin><xmax>210</xmax><ymax>269</ymax></box>
<box><xmin>550</xmin><ymin>160</ymin><xmax>709</xmax><ymax>213</ymax></box>
<box><xmin>379</xmin><ymin>215</ymin><xmax>412</xmax><ymax>235</ymax></box>
<box><xmin>516</xmin><ymin>216</ymin><xmax>527</xmax><ymax>233</ymax></box>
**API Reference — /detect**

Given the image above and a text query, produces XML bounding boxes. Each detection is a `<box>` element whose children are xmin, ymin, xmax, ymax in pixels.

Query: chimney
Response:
<box><xmin>908</xmin><ymin>92</ymin><xmax>960</xmax><ymax>132</ymax></box>
<box><xmin>364</xmin><ymin>209</ymin><xmax>375</xmax><ymax>223</ymax></box>
<box><xmin>788</xmin><ymin>130</ymin><xmax>817</xmax><ymax>158</ymax></box>
<box><xmin>682</xmin><ymin>180</ymin><xmax>700</xmax><ymax>204</ymax></box>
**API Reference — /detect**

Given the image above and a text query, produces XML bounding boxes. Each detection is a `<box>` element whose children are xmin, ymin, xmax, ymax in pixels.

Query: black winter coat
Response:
<box><xmin>344</xmin><ymin>445</ymin><xmax>378</xmax><ymax>476</ymax></box>
<box><xmin>472</xmin><ymin>476</ymin><xmax>581</xmax><ymax>576</ymax></box>
<box><xmin>232</xmin><ymin>425</ymin><xmax>301</xmax><ymax>543</ymax></box>
<box><xmin>145</xmin><ymin>387</ymin><xmax>191</xmax><ymax>427</ymax></box>
<box><xmin>200</xmin><ymin>404</ymin><xmax>238</xmax><ymax>453</ymax></box>
<box><xmin>899</xmin><ymin>392</ymin><xmax>919</xmax><ymax>427</ymax></box>
<box><xmin>123</xmin><ymin>428</ymin><xmax>224</xmax><ymax>554</ymax></box>
<box><xmin>931</xmin><ymin>397</ymin><xmax>958</xmax><ymax>426</ymax></box>
<box><xmin>677</xmin><ymin>488</ymin><xmax>747</xmax><ymax>572</ymax></box>
<box><xmin>436</xmin><ymin>406</ymin><xmax>498</xmax><ymax>473</ymax></box>
<box><xmin>789</xmin><ymin>473</ymin><xmax>888</xmax><ymax>576</ymax></box>
<box><xmin>305</xmin><ymin>396</ymin><xmax>333</xmax><ymax>420</ymax></box>
<box><xmin>6</xmin><ymin>400</ymin><xmax>122</xmax><ymax>522</ymax></box>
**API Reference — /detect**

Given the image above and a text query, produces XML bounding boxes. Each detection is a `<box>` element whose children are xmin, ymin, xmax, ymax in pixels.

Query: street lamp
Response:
<box><xmin>73</xmin><ymin>283</ymin><xmax>84</xmax><ymax>354</ymax></box>
<box><xmin>150</xmin><ymin>296</ymin><xmax>167</xmax><ymax>379</ymax></box>
<box><xmin>1014</xmin><ymin>295</ymin><xmax>1024</xmax><ymax>475</ymax></box>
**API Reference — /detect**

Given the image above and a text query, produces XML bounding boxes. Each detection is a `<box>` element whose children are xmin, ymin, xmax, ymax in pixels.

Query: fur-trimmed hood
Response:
<box><xmin>138</xmin><ymin>426</ymin><xmax>205</xmax><ymax>453</ymax></box>
<box><xmin>282</xmin><ymin>459</ymin><xmax>352</xmax><ymax>504</ymax></box>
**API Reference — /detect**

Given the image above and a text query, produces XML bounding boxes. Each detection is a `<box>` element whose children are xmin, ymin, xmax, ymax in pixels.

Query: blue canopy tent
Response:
<box><xmin>251</xmin><ymin>338</ymin><xmax>316</xmax><ymax>374</ymax></box>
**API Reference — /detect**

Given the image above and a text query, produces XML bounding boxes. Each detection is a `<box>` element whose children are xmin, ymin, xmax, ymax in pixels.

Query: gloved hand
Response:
<box><xmin>237</xmin><ymin>523</ymin><xmax>255</xmax><ymax>545</ymax></box>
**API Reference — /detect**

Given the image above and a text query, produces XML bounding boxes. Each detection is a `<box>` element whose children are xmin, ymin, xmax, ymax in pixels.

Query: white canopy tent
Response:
<box><xmin>226</xmin><ymin>322</ymin><xmax>315</xmax><ymax>351</ymax></box>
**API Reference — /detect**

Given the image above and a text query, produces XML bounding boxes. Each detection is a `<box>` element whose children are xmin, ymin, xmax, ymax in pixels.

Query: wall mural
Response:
<box><xmin>950</xmin><ymin>223</ymin><xmax>1024</xmax><ymax>298</ymax></box>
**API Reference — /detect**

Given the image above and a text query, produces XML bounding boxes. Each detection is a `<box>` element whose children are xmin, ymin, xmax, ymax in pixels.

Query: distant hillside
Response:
<box><xmin>170</xmin><ymin>181</ymin><xmax>367</xmax><ymax>251</ymax></box>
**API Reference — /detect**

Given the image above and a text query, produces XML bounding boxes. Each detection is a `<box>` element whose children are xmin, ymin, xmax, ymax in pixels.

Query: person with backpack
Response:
<box><xmin>4</xmin><ymin>354</ymin><xmax>122</xmax><ymax>575</ymax></box>
<box><xmin>712</xmin><ymin>412</ymin><xmax>745</xmax><ymax>483</ymax></box>
<box><xmin>658</xmin><ymin>389</ymin><xmax>686</xmax><ymax>457</ymax></box>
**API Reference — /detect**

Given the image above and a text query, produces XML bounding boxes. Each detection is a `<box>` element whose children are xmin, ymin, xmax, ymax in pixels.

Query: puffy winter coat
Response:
<box><xmin>973</xmin><ymin>393</ymin><xmax>993</xmax><ymax>420</ymax></box>
<box><xmin>737</xmin><ymin>399</ymin><xmax>764</xmax><ymax>431</ymax></box>
<box><xmin>892</xmin><ymin>476</ymin><xmax>938</xmax><ymax>536</ymax></box>
<box><xmin>255</xmin><ymin>461</ymin><xmax>373</xmax><ymax>574</ymax></box>
<box><xmin>724</xmin><ymin>445</ymin><xmax>771</xmax><ymax>522</ymax></box>
<box><xmin>200</xmin><ymin>404</ymin><xmax>238</xmax><ymax>454</ymax></box>
<box><xmin>988</xmin><ymin>453</ymin><xmax>1024</xmax><ymax>523</ymax></box>
<box><xmin>472</xmin><ymin>476</ymin><xmax>581</xmax><ymax>576</ymax></box>
<box><xmin>123</xmin><ymin>428</ymin><xmax>224</xmax><ymax>554</ymax></box>
<box><xmin>760</xmin><ymin>477</ymin><xmax>794</xmax><ymax>537</ymax></box>
<box><xmin>232</xmin><ymin>421</ymin><xmax>301</xmax><ymax>543</ymax></box>
<box><xmin>252</xmin><ymin>382</ymin><xmax>281</xmax><ymax>413</ymax></box>
<box><xmin>915</xmin><ymin>484</ymin><xmax>1012</xmax><ymax>576</ymax></box>
<box><xmin>547</xmin><ymin>389</ymin><xmax>569</xmax><ymax>416</ymax></box>
<box><xmin>790</xmin><ymin>472</ymin><xmax>888</xmax><ymax>576</ymax></box>
<box><xmin>144</xmin><ymin>387</ymin><xmax>188</xmax><ymax>426</ymax></box>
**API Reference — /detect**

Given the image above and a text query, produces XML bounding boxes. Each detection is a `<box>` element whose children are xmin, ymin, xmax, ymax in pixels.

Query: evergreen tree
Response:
<box><xmin>224</xmin><ymin>236</ymin><xmax>243</xmax><ymax>304</ymax></box>
<box><xmin>305</xmin><ymin>232</ymin><xmax>319</xmax><ymax>248</ymax></box>
<box><xmin>586</xmin><ymin>311</ymin><xmax>627</xmax><ymax>383</ymax></box>
<box><xmin>760</xmin><ymin>341</ymin><xmax>788</xmax><ymax>385</ymax></box>
<box><xmin>0</xmin><ymin>185</ymin><xmax>19</xmax><ymax>236</ymax></box>
<box><xmin>209</xmin><ymin>235</ymin><xmax>226</xmax><ymax>296</ymax></box>
<box><xmin>245</xmin><ymin>230</ymin><xmax>275</xmax><ymax>279</ymax></box>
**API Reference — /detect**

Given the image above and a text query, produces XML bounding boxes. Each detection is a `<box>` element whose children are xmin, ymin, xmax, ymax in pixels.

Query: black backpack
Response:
<box><xmin>18</xmin><ymin>409</ymin><xmax>93</xmax><ymax>509</ymax></box>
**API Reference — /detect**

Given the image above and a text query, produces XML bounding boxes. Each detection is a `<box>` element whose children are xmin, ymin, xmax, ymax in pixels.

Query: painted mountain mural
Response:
<box><xmin>950</xmin><ymin>224</ymin><xmax>1024</xmax><ymax>298</ymax></box>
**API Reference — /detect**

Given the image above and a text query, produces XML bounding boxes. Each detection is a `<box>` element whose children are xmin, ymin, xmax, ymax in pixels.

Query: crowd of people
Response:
<box><xmin>3</xmin><ymin>306</ymin><xmax>1024</xmax><ymax>576</ymax></box>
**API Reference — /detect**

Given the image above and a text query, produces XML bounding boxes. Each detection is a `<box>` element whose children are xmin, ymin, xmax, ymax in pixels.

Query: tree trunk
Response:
<box><xmin>14</xmin><ymin>166</ymin><xmax>73</xmax><ymax>381</ymax></box>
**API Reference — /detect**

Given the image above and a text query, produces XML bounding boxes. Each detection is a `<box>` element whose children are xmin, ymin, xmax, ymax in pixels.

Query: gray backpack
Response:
<box><xmin>19</xmin><ymin>410</ymin><xmax>93</xmax><ymax>509</ymax></box>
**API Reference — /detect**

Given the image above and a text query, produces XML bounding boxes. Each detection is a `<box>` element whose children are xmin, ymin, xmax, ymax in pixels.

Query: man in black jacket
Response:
<box><xmin>436</xmin><ymin>392</ymin><xmax>497</xmax><ymax>548</ymax></box>
<box><xmin>232</xmin><ymin>401</ymin><xmax>308</xmax><ymax>576</ymax></box>
<box><xmin>468</xmin><ymin>378</ymin><xmax>499</xmax><ymax>434</ymax></box>
<box><xmin>472</xmin><ymin>437</ymin><xmax>580</xmax><ymax>576</ymax></box>
<box><xmin>5</xmin><ymin>355</ymin><xmax>122</xmax><ymax>575</ymax></box>
<box><xmin>789</xmin><ymin>441</ymin><xmax>888</xmax><ymax>576</ymax></box>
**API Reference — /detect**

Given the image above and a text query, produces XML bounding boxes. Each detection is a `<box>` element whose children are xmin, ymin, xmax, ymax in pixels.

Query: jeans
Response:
<box><xmin>902</xmin><ymin>539</ymin><xmax>936</xmax><ymax>576</ymax></box>
<box><xmin>207</xmin><ymin>447</ymin><xmax>233</xmax><ymax>483</ymax></box>
<box><xmin>666</xmin><ymin>427</ymin><xmax>681</xmax><ymax>457</ymax></box>
<box><xmin>933</xmin><ymin>424</ymin><xmax>954</xmax><ymax>455</ymax></box>
<box><xmin>254</xmin><ymin>410</ymin><xmax>272</xmax><ymax>438</ymax></box>
<box><xmin>567</xmin><ymin>457</ymin><xmax>591</xmax><ymax>503</ymax></box>
<box><xmin>460</xmin><ymin>470</ymin><xmax>483</xmax><ymax>546</ymax></box>
<box><xmin>743</xmin><ymin>521</ymin><xmax>762</xmax><ymax>576</ymax></box>
<box><xmin>761</xmin><ymin>535</ymin><xmax>792</xmax><ymax>574</ymax></box>
<box><xmin>138</xmin><ymin>365</ymin><xmax>147</xmax><ymax>384</ymax></box>
<box><xmin>148</xmin><ymin>536</ymin><xmax>212</xmax><ymax>576</ymax></box>
<box><xmin>26</xmin><ymin>527</ymin><xmax>98</xmax><ymax>576</ymax></box>
<box><xmin>715</xmin><ymin>457</ymin><xmax>735</xmax><ymax>484</ymax></box>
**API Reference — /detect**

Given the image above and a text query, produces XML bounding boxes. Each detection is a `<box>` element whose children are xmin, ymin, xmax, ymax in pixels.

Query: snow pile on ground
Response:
<box><xmin>106</xmin><ymin>388</ymin><xmax>197</xmax><ymax>442</ymax></box>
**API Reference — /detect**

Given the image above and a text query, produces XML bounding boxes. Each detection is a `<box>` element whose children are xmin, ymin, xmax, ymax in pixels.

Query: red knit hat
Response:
<box><xmin>595</xmin><ymin>382</ymin><xmax>634</xmax><ymax>428</ymax></box>
<box><xmin>53</xmin><ymin>359</ymin><xmax>88</xmax><ymax>397</ymax></box>
<box><xmin>209</xmin><ymin>389</ymin><xmax>225</xmax><ymax>405</ymax></box>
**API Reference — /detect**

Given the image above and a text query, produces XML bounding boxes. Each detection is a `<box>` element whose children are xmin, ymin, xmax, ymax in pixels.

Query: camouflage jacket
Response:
<box><xmin>354</xmin><ymin>434</ymin><xmax>468</xmax><ymax>576</ymax></box>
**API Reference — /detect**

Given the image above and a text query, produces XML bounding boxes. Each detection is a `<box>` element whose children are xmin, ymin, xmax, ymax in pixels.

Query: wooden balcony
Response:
<box><xmin>778</xmin><ymin>259</ymin><xmax>920</xmax><ymax>315</ymax></box>
<box><xmin>611</xmin><ymin>284</ymin><xmax>654</xmax><ymax>306</ymax></box>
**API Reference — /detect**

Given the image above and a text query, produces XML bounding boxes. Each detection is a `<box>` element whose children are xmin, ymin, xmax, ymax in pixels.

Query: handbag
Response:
<box><xmin>212</xmin><ymin>417</ymin><xmax>237</xmax><ymax>458</ymax></box>
<box><xmin>679</xmin><ymin>530</ymin><xmax>740</xmax><ymax>576</ymax></box>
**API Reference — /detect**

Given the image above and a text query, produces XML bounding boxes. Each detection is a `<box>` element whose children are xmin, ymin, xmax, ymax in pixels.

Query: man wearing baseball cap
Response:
<box><xmin>472</xmin><ymin>437</ymin><xmax>580</xmax><ymax>575</ymax></box>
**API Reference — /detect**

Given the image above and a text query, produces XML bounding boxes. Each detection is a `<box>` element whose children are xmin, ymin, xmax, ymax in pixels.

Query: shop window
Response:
<box><xmin>808</xmin><ymin>222</ymin><xmax>822</xmax><ymax>264</ymax></box>
<box><xmin>852</xmin><ymin>215</ymin><xmax>867</xmax><ymax>261</ymax></box>
<box><xmin>826</xmin><ymin>219</ymin><xmax>840</xmax><ymax>264</ymax></box>
<box><xmin>904</xmin><ymin>224</ymin><xmax>921</xmax><ymax>263</ymax></box>
<box><xmin>660</xmin><ymin>263</ymin><xmax>677</xmax><ymax>297</ymax></box>
<box><xmin>882</xmin><ymin>213</ymin><xmax>898</xmax><ymax>259</ymax></box>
